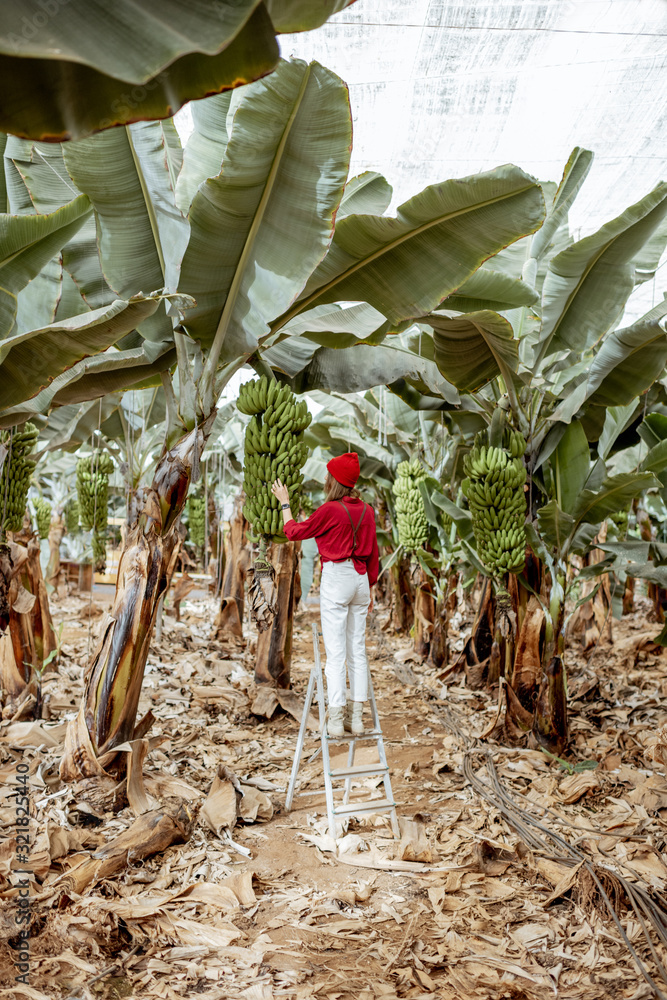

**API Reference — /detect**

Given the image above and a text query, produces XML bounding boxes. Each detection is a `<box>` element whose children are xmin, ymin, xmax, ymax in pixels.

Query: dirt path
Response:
<box><xmin>1</xmin><ymin>595</ymin><xmax>667</xmax><ymax>999</ymax></box>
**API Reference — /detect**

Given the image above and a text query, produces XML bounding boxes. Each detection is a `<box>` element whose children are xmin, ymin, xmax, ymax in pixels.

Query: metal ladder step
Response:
<box><xmin>333</xmin><ymin>797</ymin><xmax>397</xmax><ymax>817</ymax></box>
<box><xmin>329</xmin><ymin>763</ymin><xmax>389</xmax><ymax>780</ymax></box>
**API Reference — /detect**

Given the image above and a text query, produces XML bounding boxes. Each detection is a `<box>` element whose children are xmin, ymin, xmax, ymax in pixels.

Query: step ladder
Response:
<box><xmin>286</xmin><ymin>623</ymin><xmax>400</xmax><ymax>841</ymax></box>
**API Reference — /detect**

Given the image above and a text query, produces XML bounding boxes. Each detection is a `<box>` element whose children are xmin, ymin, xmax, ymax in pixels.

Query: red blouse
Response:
<box><xmin>283</xmin><ymin>497</ymin><xmax>380</xmax><ymax>586</ymax></box>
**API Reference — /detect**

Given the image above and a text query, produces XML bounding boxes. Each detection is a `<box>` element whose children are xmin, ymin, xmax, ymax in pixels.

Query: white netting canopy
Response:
<box><xmin>284</xmin><ymin>1</ymin><xmax>667</xmax><ymax>232</ymax></box>
<box><xmin>177</xmin><ymin>0</ymin><xmax>667</xmax><ymax>323</ymax></box>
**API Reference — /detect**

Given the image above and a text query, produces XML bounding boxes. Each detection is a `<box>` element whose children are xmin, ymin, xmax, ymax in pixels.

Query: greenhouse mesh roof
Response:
<box><xmin>283</xmin><ymin>0</ymin><xmax>667</xmax><ymax>235</ymax></box>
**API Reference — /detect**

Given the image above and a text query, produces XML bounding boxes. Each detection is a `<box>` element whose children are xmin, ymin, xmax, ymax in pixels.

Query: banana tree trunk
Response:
<box><xmin>214</xmin><ymin>494</ymin><xmax>249</xmax><ymax>639</ymax></box>
<box><xmin>0</xmin><ymin>542</ymin><xmax>38</xmax><ymax>720</ymax></box>
<box><xmin>497</xmin><ymin>562</ymin><xmax>568</xmax><ymax>755</ymax></box>
<box><xmin>413</xmin><ymin>567</ymin><xmax>435</xmax><ymax>660</ymax></box>
<box><xmin>254</xmin><ymin>540</ymin><xmax>299</xmax><ymax>688</ymax></box>
<box><xmin>390</xmin><ymin>554</ymin><xmax>414</xmax><ymax>634</ymax></box>
<box><xmin>46</xmin><ymin>512</ymin><xmax>65</xmax><ymax>589</ymax></box>
<box><xmin>22</xmin><ymin>537</ymin><xmax>56</xmax><ymax>665</ymax></box>
<box><xmin>60</xmin><ymin>418</ymin><xmax>213</xmax><ymax>782</ymax></box>
<box><xmin>622</xmin><ymin>576</ymin><xmax>635</xmax><ymax>616</ymax></box>
<box><xmin>428</xmin><ymin>571</ymin><xmax>458</xmax><ymax>670</ymax></box>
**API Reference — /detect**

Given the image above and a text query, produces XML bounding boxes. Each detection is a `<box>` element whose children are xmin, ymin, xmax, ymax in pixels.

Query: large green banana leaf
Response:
<box><xmin>63</xmin><ymin>122</ymin><xmax>187</xmax><ymax>345</ymax></box>
<box><xmin>290</xmin><ymin>342</ymin><xmax>460</xmax><ymax>402</ymax></box>
<box><xmin>6</xmin><ymin>137</ymin><xmax>119</xmax><ymax>307</ymax></box>
<box><xmin>265</xmin><ymin>0</ymin><xmax>355</xmax><ymax>31</ymax></box>
<box><xmin>0</xmin><ymin>342</ymin><xmax>176</xmax><ymax>426</ymax></box>
<box><xmin>539</xmin><ymin>182</ymin><xmax>667</xmax><ymax>359</ymax></box>
<box><xmin>274</xmin><ymin>302</ymin><xmax>393</xmax><ymax>349</ymax></box>
<box><xmin>441</xmin><ymin>269</ymin><xmax>538</xmax><ymax>314</ymax></box>
<box><xmin>0</xmin><ymin>295</ymin><xmax>163</xmax><ymax>410</ymax></box>
<box><xmin>552</xmin><ymin>300</ymin><xmax>667</xmax><ymax>423</ymax></box>
<box><xmin>0</xmin><ymin>134</ymin><xmax>6</xmax><ymax>209</ymax></box>
<box><xmin>426</xmin><ymin>310</ymin><xmax>518</xmax><ymax>392</ymax></box>
<box><xmin>337</xmin><ymin>172</ymin><xmax>393</xmax><ymax>220</ymax></box>
<box><xmin>179</xmin><ymin>59</ymin><xmax>352</xmax><ymax>365</ymax></box>
<box><xmin>0</xmin><ymin>2</ymin><xmax>277</xmax><ymax>142</ymax></box>
<box><xmin>277</xmin><ymin>165</ymin><xmax>545</xmax><ymax>329</ymax></box>
<box><xmin>0</xmin><ymin>194</ymin><xmax>91</xmax><ymax>336</ymax></box>
<box><xmin>175</xmin><ymin>94</ymin><xmax>233</xmax><ymax>214</ymax></box>
<box><xmin>571</xmin><ymin>472</ymin><xmax>659</xmax><ymax>527</ymax></box>
<box><xmin>530</xmin><ymin>147</ymin><xmax>593</xmax><ymax>262</ymax></box>
<box><xmin>550</xmin><ymin>421</ymin><xmax>590</xmax><ymax>515</ymax></box>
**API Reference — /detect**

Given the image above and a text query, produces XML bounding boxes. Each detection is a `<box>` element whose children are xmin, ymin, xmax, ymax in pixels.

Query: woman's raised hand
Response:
<box><xmin>271</xmin><ymin>479</ymin><xmax>290</xmax><ymax>505</ymax></box>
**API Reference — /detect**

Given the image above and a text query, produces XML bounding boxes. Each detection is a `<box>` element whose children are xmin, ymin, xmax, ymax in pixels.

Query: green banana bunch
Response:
<box><xmin>77</xmin><ymin>452</ymin><xmax>114</xmax><ymax>568</ymax></box>
<box><xmin>0</xmin><ymin>423</ymin><xmax>38</xmax><ymax>536</ymax></box>
<box><xmin>65</xmin><ymin>498</ymin><xmax>80</xmax><ymax>535</ymax></box>
<box><xmin>238</xmin><ymin>376</ymin><xmax>312</xmax><ymax>541</ymax></box>
<box><xmin>34</xmin><ymin>497</ymin><xmax>52</xmax><ymax>538</ymax></box>
<box><xmin>187</xmin><ymin>494</ymin><xmax>206</xmax><ymax>548</ymax></box>
<box><xmin>609</xmin><ymin>507</ymin><xmax>629</xmax><ymax>533</ymax></box>
<box><xmin>462</xmin><ymin>427</ymin><xmax>527</xmax><ymax>576</ymax></box>
<box><xmin>393</xmin><ymin>457</ymin><xmax>428</xmax><ymax>551</ymax></box>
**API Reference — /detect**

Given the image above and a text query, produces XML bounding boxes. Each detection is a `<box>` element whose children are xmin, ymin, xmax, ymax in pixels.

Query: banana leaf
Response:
<box><xmin>571</xmin><ymin>472</ymin><xmax>659</xmax><ymax>527</ymax></box>
<box><xmin>539</xmin><ymin>182</ymin><xmax>667</xmax><ymax>358</ymax></box>
<box><xmin>550</xmin><ymin>421</ymin><xmax>590</xmax><ymax>515</ymax></box>
<box><xmin>63</xmin><ymin>121</ymin><xmax>189</xmax><ymax>347</ymax></box>
<box><xmin>174</xmin><ymin>93</ymin><xmax>234</xmax><ymax>214</ymax></box>
<box><xmin>530</xmin><ymin>147</ymin><xmax>593</xmax><ymax>262</ymax></box>
<box><xmin>0</xmin><ymin>295</ymin><xmax>164</xmax><ymax>411</ymax></box>
<box><xmin>281</xmin><ymin>165</ymin><xmax>545</xmax><ymax>328</ymax></box>
<box><xmin>179</xmin><ymin>59</ymin><xmax>352</xmax><ymax>362</ymax></box>
<box><xmin>337</xmin><ymin>172</ymin><xmax>393</xmax><ymax>220</ymax></box>
<box><xmin>553</xmin><ymin>301</ymin><xmax>667</xmax><ymax>422</ymax></box>
<box><xmin>265</xmin><ymin>0</ymin><xmax>355</xmax><ymax>31</ymax></box>
<box><xmin>0</xmin><ymin>195</ymin><xmax>91</xmax><ymax>332</ymax></box>
<box><xmin>441</xmin><ymin>269</ymin><xmax>538</xmax><ymax>314</ymax></box>
<box><xmin>0</xmin><ymin>2</ymin><xmax>281</xmax><ymax>141</ymax></box>
<box><xmin>536</xmin><ymin>499</ymin><xmax>575</xmax><ymax>552</ymax></box>
<box><xmin>63</xmin><ymin>121</ymin><xmax>187</xmax><ymax>301</ymax></box>
<box><xmin>426</xmin><ymin>309</ymin><xmax>518</xmax><ymax>392</ymax></box>
<box><xmin>0</xmin><ymin>344</ymin><xmax>176</xmax><ymax>426</ymax></box>
<box><xmin>291</xmin><ymin>342</ymin><xmax>460</xmax><ymax>402</ymax></box>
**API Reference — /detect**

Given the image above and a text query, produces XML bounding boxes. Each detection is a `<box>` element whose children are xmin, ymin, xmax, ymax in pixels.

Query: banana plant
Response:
<box><xmin>390</xmin><ymin>148</ymin><xmax>667</xmax><ymax>754</ymax></box>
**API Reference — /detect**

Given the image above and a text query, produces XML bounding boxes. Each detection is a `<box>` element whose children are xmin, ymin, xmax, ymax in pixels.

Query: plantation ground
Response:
<box><xmin>1</xmin><ymin>590</ymin><xmax>667</xmax><ymax>999</ymax></box>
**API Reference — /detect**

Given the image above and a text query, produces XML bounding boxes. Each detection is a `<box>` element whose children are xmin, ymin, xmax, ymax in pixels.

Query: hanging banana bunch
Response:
<box><xmin>77</xmin><ymin>453</ymin><xmax>114</xmax><ymax>570</ymax></box>
<box><xmin>393</xmin><ymin>458</ymin><xmax>428</xmax><ymax>551</ymax></box>
<box><xmin>0</xmin><ymin>423</ymin><xmax>38</xmax><ymax>538</ymax></box>
<box><xmin>462</xmin><ymin>428</ymin><xmax>527</xmax><ymax>577</ymax></box>
<box><xmin>238</xmin><ymin>375</ymin><xmax>311</xmax><ymax>630</ymax></box>
<box><xmin>187</xmin><ymin>494</ymin><xmax>206</xmax><ymax>548</ymax></box>
<box><xmin>65</xmin><ymin>498</ymin><xmax>81</xmax><ymax>535</ymax></box>
<box><xmin>34</xmin><ymin>497</ymin><xmax>52</xmax><ymax>538</ymax></box>
<box><xmin>239</xmin><ymin>375</ymin><xmax>311</xmax><ymax>541</ymax></box>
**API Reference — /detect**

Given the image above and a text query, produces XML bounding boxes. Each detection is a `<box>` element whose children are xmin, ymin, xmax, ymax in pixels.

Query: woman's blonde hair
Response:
<box><xmin>324</xmin><ymin>472</ymin><xmax>360</xmax><ymax>502</ymax></box>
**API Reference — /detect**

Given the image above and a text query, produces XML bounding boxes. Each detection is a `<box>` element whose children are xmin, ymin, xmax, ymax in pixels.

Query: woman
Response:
<box><xmin>271</xmin><ymin>452</ymin><xmax>379</xmax><ymax>737</ymax></box>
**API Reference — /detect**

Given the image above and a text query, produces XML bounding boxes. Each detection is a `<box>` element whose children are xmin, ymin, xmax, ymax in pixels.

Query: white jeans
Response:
<box><xmin>320</xmin><ymin>560</ymin><xmax>370</xmax><ymax>707</ymax></box>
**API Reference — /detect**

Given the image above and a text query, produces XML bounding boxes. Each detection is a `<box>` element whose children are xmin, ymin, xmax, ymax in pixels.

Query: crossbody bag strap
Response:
<box><xmin>337</xmin><ymin>500</ymin><xmax>367</xmax><ymax>555</ymax></box>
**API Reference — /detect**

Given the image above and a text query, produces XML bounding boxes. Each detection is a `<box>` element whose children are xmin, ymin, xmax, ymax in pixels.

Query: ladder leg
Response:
<box><xmin>317</xmin><ymin>660</ymin><xmax>338</xmax><ymax>839</ymax></box>
<box><xmin>368</xmin><ymin>670</ymin><xmax>381</xmax><ymax>731</ymax></box>
<box><xmin>285</xmin><ymin>665</ymin><xmax>317</xmax><ymax>811</ymax></box>
<box><xmin>312</xmin><ymin>623</ymin><xmax>327</xmax><ymax>731</ymax></box>
<box><xmin>343</xmin><ymin>738</ymin><xmax>355</xmax><ymax>805</ymax></box>
<box><xmin>370</xmin><ymin>668</ymin><xmax>400</xmax><ymax>839</ymax></box>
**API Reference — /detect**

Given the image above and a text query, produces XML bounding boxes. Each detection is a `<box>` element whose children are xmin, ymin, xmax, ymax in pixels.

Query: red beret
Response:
<box><xmin>327</xmin><ymin>452</ymin><xmax>360</xmax><ymax>488</ymax></box>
